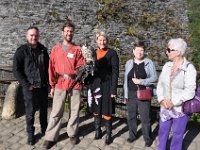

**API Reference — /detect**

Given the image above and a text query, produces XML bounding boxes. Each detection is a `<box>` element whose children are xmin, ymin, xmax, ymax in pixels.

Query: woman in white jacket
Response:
<box><xmin>157</xmin><ymin>38</ymin><xmax>197</xmax><ymax>150</ymax></box>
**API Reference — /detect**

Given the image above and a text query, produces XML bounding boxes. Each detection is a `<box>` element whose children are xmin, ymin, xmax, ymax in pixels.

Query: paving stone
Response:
<box><xmin>10</xmin><ymin>143</ymin><xmax>23</xmax><ymax>149</ymax></box>
<box><xmin>113</xmin><ymin>136</ymin><xmax>126</xmax><ymax>145</ymax></box>
<box><xmin>60</xmin><ymin>142</ymin><xmax>75</xmax><ymax>150</ymax></box>
<box><xmin>91</xmin><ymin>139</ymin><xmax>106</xmax><ymax>149</ymax></box>
<box><xmin>107</xmin><ymin>142</ymin><xmax>120</xmax><ymax>149</ymax></box>
<box><xmin>1</xmin><ymin>133</ymin><xmax>14</xmax><ymax>141</ymax></box>
<box><xmin>183</xmin><ymin>141</ymin><xmax>197</xmax><ymax>150</ymax></box>
<box><xmin>0</xmin><ymin>145</ymin><xmax>8</xmax><ymax>150</ymax></box>
<box><xmin>87</xmin><ymin>146</ymin><xmax>101</xmax><ymax>150</ymax></box>
<box><xmin>83</xmin><ymin>132</ymin><xmax>94</xmax><ymax>139</ymax></box>
<box><xmin>77</xmin><ymin>138</ymin><xmax>93</xmax><ymax>148</ymax></box>
<box><xmin>0</xmin><ymin>108</ymin><xmax>200</xmax><ymax>150</ymax></box>
<box><xmin>121</xmin><ymin>145</ymin><xmax>132</xmax><ymax>150</ymax></box>
<box><xmin>104</xmin><ymin>145</ymin><xmax>119</xmax><ymax>150</ymax></box>
<box><xmin>134</xmin><ymin>138</ymin><xmax>146</xmax><ymax>149</ymax></box>
<box><xmin>11</xmin><ymin>127</ymin><xmax>25</xmax><ymax>134</ymax></box>
<box><xmin>151</xmin><ymin>139</ymin><xmax>158</xmax><ymax>149</ymax></box>
<box><xmin>18</xmin><ymin>137</ymin><xmax>27</xmax><ymax>145</ymax></box>
<box><xmin>9</xmin><ymin>135</ymin><xmax>21</xmax><ymax>144</ymax></box>
<box><xmin>18</xmin><ymin>145</ymin><xmax>35</xmax><ymax>150</ymax></box>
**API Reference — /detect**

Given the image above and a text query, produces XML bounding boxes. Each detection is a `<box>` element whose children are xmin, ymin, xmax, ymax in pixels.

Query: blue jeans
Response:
<box><xmin>158</xmin><ymin>114</ymin><xmax>190</xmax><ymax>150</ymax></box>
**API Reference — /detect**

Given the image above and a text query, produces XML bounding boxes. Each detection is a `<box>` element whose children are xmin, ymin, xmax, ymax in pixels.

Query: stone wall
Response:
<box><xmin>0</xmin><ymin>0</ymin><xmax>189</xmax><ymax>83</ymax></box>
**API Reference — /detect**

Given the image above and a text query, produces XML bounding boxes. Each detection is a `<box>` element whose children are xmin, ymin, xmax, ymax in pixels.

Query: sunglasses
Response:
<box><xmin>166</xmin><ymin>48</ymin><xmax>176</xmax><ymax>53</ymax></box>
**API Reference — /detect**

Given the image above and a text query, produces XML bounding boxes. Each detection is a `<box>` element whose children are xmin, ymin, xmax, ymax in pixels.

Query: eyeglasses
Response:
<box><xmin>166</xmin><ymin>48</ymin><xmax>176</xmax><ymax>53</ymax></box>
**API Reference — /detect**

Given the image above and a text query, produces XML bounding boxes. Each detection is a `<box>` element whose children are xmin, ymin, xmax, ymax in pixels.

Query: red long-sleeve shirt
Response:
<box><xmin>49</xmin><ymin>43</ymin><xmax>85</xmax><ymax>90</ymax></box>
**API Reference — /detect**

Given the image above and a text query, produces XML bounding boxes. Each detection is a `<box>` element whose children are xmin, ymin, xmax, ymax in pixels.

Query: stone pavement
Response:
<box><xmin>0</xmin><ymin>108</ymin><xmax>200</xmax><ymax>150</ymax></box>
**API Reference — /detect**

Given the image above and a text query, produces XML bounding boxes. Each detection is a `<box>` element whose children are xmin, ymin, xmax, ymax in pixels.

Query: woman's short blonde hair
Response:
<box><xmin>96</xmin><ymin>31</ymin><xmax>108</xmax><ymax>41</ymax></box>
<box><xmin>168</xmin><ymin>38</ymin><xmax>187</xmax><ymax>55</ymax></box>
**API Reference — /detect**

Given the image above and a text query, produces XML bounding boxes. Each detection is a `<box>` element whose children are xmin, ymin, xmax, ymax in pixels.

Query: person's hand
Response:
<box><xmin>160</xmin><ymin>99</ymin><xmax>169</xmax><ymax>109</ymax></box>
<box><xmin>132</xmin><ymin>78</ymin><xmax>141</xmax><ymax>84</ymax></box>
<box><xmin>28</xmin><ymin>85</ymin><xmax>33</xmax><ymax>91</ymax></box>
<box><xmin>167</xmin><ymin>100</ymin><xmax>174</xmax><ymax>109</ymax></box>
<box><xmin>50</xmin><ymin>88</ymin><xmax>55</xmax><ymax>97</ymax></box>
<box><xmin>160</xmin><ymin>99</ymin><xmax>174</xmax><ymax>109</ymax></box>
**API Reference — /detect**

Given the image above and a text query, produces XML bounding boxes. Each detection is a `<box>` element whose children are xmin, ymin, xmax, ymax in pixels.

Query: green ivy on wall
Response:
<box><xmin>95</xmin><ymin>0</ymin><xmax>186</xmax><ymax>64</ymax></box>
<box><xmin>188</xmin><ymin>0</ymin><xmax>200</xmax><ymax>71</ymax></box>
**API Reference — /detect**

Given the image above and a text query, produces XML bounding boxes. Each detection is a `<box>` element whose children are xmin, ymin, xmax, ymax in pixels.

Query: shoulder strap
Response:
<box><xmin>183</xmin><ymin>63</ymin><xmax>191</xmax><ymax>75</ymax></box>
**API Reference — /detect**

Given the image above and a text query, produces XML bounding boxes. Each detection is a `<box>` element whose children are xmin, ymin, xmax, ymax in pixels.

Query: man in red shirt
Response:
<box><xmin>43</xmin><ymin>21</ymin><xmax>85</xmax><ymax>149</ymax></box>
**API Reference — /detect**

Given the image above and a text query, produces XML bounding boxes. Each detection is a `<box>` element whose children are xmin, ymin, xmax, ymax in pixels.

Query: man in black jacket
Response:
<box><xmin>13</xmin><ymin>27</ymin><xmax>49</xmax><ymax>145</ymax></box>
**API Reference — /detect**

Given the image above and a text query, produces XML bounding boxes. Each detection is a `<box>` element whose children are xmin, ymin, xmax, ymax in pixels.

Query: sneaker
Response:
<box><xmin>70</xmin><ymin>136</ymin><xmax>77</xmax><ymax>145</ymax></box>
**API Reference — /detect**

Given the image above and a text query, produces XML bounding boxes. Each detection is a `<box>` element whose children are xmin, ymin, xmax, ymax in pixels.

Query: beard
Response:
<box><xmin>64</xmin><ymin>36</ymin><xmax>73</xmax><ymax>43</ymax></box>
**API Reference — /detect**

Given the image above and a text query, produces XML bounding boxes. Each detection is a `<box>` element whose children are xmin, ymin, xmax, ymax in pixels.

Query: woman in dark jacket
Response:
<box><xmin>123</xmin><ymin>41</ymin><xmax>157</xmax><ymax>147</ymax></box>
<box><xmin>87</xmin><ymin>31</ymin><xmax>119</xmax><ymax>145</ymax></box>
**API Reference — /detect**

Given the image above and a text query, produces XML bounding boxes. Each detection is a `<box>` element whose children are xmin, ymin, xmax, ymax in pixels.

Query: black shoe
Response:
<box><xmin>43</xmin><ymin>140</ymin><xmax>55</xmax><ymax>149</ymax></box>
<box><xmin>41</xmin><ymin>131</ymin><xmax>46</xmax><ymax>136</ymax></box>
<box><xmin>105</xmin><ymin>134</ymin><xmax>112</xmax><ymax>145</ymax></box>
<box><xmin>94</xmin><ymin>129</ymin><xmax>102</xmax><ymax>140</ymax></box>
<box><xmin>70</xmin><ymin>136</ymin><xmax>77</xmax><ymax>145</ymax></box>
<box><xmin>94</xmin><ymin>116</ymin><xmax>102</xmax><ymax>140</ymax></box>
<box><xmin>27</xmin><ymin>138</ymin><xmax>35</xmax><ymax>145</ymax></box>
<box><xmin>127</xmin><ymin>137</ymin><xmax>136</xmax><ymax>143</ymax></box>
<box><xmin>145</xmin><ymin>140</ymin><xmax>153</xmax><ymax>147</ymax></box>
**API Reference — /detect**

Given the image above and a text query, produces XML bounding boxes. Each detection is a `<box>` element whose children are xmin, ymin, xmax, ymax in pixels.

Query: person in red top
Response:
<box><xmin>43</xmin><ymin>21</ymin><xmax>85</xmax><ymax>149</ymax></box>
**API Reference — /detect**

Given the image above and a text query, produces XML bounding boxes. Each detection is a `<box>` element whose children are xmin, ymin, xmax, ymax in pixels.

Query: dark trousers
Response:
<box><xmin>22</xmin><ymin>86</ymin><xmax>48</xmax><ymax>137</ymax></box>
<box><xmin>127</xmin><ymin>95</ymin><xmax>152</xmax><ymax>143</ymax></box>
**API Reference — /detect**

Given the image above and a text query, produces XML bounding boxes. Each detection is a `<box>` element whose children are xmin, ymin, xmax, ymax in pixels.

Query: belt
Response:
<box><xmin>57</xmin><ymin>73</ymin><xmax>76</xmax><ymax>79</ymax></box>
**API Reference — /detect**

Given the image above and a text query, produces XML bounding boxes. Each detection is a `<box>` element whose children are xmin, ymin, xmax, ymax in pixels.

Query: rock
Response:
<box><xmin>1</xmin><ymin>81</ymin><xmax>20</xmax><ymax>119</ymax></box>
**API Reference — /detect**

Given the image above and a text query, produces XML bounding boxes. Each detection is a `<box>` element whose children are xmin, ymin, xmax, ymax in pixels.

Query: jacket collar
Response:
<box><xmin>166</xmin><ymin>57</ymin><xmax>190</xmax><ymax>71</ymax></box>
<box><xmin>130</xmin><ymin>58</ymin><xmax>150</xmax><ymax>66</ymax></box>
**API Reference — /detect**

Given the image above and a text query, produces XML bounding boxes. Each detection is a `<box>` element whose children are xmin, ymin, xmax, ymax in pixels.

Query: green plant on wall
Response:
<box><xmin>109</xmin><ymin>38</ymin><xmax>120</xmax><ymax>51</ymax></box>
<box><xmin>46</xmin><ymin>8</ymin><xmax>61</xmax><ymax>21</ymax></box>
<box><xmin>169</xmin><ymin>21</ymin><xmax>181</xmax><ymax>31</ymax></box>
<box><xmin>137</xmin><ymin>13</ymin><xmax>158</xmax><ymax>29</ymax></box>
<box><xmin>120</xmin><ymin>56</ymin><xmax>131</xmax><ymax>65</ymax></box>
<box><xmin>120</xmin><ymin>14</ymin><xmax>133</xmax><ymax>25</ymax></box>
<box><xmin>189</xmin><ymin>0</ymin><xmax>200</xmax><ymax>70</ymax></box>
<box><xmin>96</xmin><ymin>0</ymin><xmax>124</xmax><ymax>23</ymax></box>
<box><xmin>127</xmin><ymin>26</ymin><xmax>138</xmax><ymax>36</ymax></box>
<box><xmin>95</xmin><ymin>0</ymin><xmax>197</xmax><ymax>66</ymax></box>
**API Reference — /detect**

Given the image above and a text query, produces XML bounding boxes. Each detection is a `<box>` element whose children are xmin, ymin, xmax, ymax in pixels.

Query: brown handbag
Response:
<box><xmin>137</xmin><ymin>87</ymin><xmax>152</xmax><ymax>101</ymax></box>
<box><xmin>133</xmin><ymin>66</ymin><xmax>152</xmax><ymax>101</ymax></box>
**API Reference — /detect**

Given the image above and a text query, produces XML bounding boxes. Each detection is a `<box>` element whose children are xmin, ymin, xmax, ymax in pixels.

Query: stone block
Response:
<box><xmin>1</xmin><ymin>81</ymin><xmax>25</xmax><ymax>119</ymax></box>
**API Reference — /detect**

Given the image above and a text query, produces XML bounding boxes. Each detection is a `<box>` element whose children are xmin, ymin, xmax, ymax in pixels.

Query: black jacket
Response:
<box><xmin>13</xmin><ymin>42</ymin><xmax>49</xmax><ymax>88</ymax></box>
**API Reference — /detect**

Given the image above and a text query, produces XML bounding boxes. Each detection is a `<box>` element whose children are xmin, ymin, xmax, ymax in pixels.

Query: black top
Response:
<box><xmin>86</xmin><ymin>48</ymin><xmax>119</xmax><ymax>116</ymax></box>
<box><xmin>128</xmin><ymin>62</ymin><xmax>147</xmax><ymax>92</ymax></box>
<box><xmin>13</xmin><ymin>43</ymin><xmax>49</xmax><ymax>88</ymax></box>
<box><xmin>32</xmin><ymin>47</ymin><xmax>46</xmax><ymax>85</ymax></box>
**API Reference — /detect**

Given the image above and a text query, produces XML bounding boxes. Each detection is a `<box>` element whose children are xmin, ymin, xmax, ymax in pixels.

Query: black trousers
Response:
<box><xmin>22</xmin><ymin>86</ymin><xmax>48</xmax><ymax>137</ymax></box>
<box><xmin>127</xmin><ymin>93</ymin><xmax>152</xmax><ymax>143</ymax></box>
